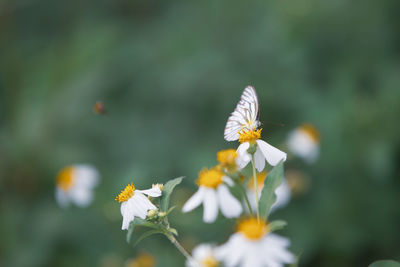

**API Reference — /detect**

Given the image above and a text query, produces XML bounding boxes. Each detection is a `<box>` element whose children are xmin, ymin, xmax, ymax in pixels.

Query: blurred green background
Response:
<box><xmin>1</xmin><ymin>0</ymin><xmax>400</xmax><ymax>266</ymax></box>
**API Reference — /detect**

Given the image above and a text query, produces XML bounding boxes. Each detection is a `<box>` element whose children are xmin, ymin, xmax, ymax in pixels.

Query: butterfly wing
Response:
<box><xmin>224</xmin><ymin>86</ymin><xmax>260</xmax><ymax>141</ymax></box>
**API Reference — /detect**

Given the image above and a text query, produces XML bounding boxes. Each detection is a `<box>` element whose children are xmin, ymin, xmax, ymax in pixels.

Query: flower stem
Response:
<box><xmin>251</xmin><ymin>154</ymin><xmax>260</xmax><ymax>221</ymax></box>
<box><xmin>166</xmin><ymin>233</ymin><xmax>193</xmax><ymax>263</ymax></box>
<box><xmin>236</xmin><ymin>180</ymin><xmax>253</xmax><ymax>215</ymax></box>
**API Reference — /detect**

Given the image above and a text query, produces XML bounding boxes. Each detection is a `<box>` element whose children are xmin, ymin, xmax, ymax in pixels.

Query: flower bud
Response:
<box><xmin>147</xmin><ymin>209</ymin><xmax>158</xmax><ymax>218</ymax></box>
<box><xmin>158</xmin><ymin>211</ymin><xmax>167</xmax><ymax>218</ymax></box>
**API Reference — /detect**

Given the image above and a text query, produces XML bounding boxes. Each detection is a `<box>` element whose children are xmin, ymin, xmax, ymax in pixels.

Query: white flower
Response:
<box><xmin>182</xmin><ymin>167</ymin><xmax>242</xmax><ymax>223</ymax></box>
<box><xmin>55</xmin><ymin>164</ymin><xmax>100</xmax><ymax>208</ymax></box>
<box><xmin>287</xmin><ymin>124</ymin><xmax>320</xmax><ymax>163</ymax></box>
<box><xmin>215</xmin><ymin>218</ymin><xmax>295</xmax><ymax>267</ymax></box>
<box><xmin>246</xmin><ymin>172</ymin><xmax>291</xmax><ymax>214</ymax></box>
<box><xmin>236</xmin><ymin>129</ymin><xmax>287</xmax><ymax>172</ymax></box>
<box><xmin>115</xmin><ymin>183</ymin><xmax>162</xmax><ymax>230</ymax></box>
<box><xmin>186</xmin><ymin>244</ymin><xmax>219</xmax><ymax>267</ymax></box>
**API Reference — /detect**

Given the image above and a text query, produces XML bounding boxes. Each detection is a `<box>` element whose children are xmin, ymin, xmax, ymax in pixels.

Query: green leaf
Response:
<box><xmin>268</xmin><ymin>220</ymin><xmax>287</xmax><ymax>232</ymax></box>
<box><xmin>369</xmin><ymin>260</ymin><xmax>400</xmax><ymax>267</ymax></box>
<box><xmin>134</xmin><ymin>229</ymin><xmax>165</xmax><ymax>246</ymax></box>
<box><xmin>126</xmin><ymin>224</ymin><xmax>135</xmax><ymax>243</ymax></box>
<box><xmin>160</xmin><ymin>177</ymin><xmax>184</xmax><ymax>212</ymax></box>
<box><xmin>258</xmin><ymin>160</ymin><xmax>285</xmax><ymax>219</ymax></box>
<box><xmin>126</xmin><ymin>218</ymin><xmax>164</xmax><ymax>243</ymax></box>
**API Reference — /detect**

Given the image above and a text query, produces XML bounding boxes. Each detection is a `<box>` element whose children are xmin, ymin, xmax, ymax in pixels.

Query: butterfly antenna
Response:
<box><xmin>261</xmin><ymin>121</ymin><xmax>285</xmax><ymax>127</ymax></box>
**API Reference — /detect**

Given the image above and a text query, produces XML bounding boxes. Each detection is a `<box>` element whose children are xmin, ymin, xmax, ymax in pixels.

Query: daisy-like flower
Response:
<box><xmin>287</xmin><ymin>123</ymin><xmax>320</xmax><ymax>163</ymax></box>
<box><xmin>186</xmin><ymin>244</ymin><xmax>219</xmax><ymax>267</ymax></box>
<box><xmin>55</xmin><ymin>164</ymin><xmax>100</xmax><ymax>208</ymax></box>
<box><xmin>182</xmin><ymin>167</ymin><xmax>242</xmax><ymax>223</ymax></box>
<box><xmin>215</xmin><ymin>218</ymin><xmax>295</xmax><ymax>267</ymax></box>
<box><xmin>246</xmin><ymin>172</ymin><xmax>291</xmax><ymax>214</ymax></box>
<box><xmin>236</xmin><ymin>129</ymin><xmax>287</xmax><ymax>172</ymax></box>
<box><xmin>115</xmin><ymin>183</ymin><xmax>162</xmax><ymax>230</ymax></box>
<box><xmin>217</xmin><ymin>149</ymin><xmax>239</xmax><ymax>173</ymax></box>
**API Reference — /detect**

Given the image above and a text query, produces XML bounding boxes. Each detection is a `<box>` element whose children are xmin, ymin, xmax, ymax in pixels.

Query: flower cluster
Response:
<box><xmin>54</xmin><ymin>85</ymin><xmax>323</xmax><ymax>267</ymax></box>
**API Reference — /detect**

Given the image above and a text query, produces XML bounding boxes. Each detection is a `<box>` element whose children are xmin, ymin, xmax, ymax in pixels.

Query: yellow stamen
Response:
<box><xmin>299</xmin><ymin>124</ymin><xmax>320</xmax><ymax>143</ymax></box>
<box><xmin>217</xmin><ymin>149</ymin><xmax>238</xmax><ymax>172</ymax></box>
<box><xmin>56</xmin><ymin>166</ymin><xmax>75</xmax><ymax>191</ymax></box>
<box><xmin>247</xmin><ymin>171</ymin><xmax>268</xmax><ymax>191</ymax></box>
<box><xmin>196</xmin><ymin>168</ymin><xmax>224</xmax><ymax>189</ymax></box>
<box><xmin>201</xmin><ymin>256</ymin><xmax>219</xmax><ymax>267</ymax></box>
<box><xmin>115</xmin><ymin>183</ymin><xmax>136</xmax><ymax>203</ymax></box>
<box><xmin>238</xmin><ymin>128</ymin><xmax>262</xmax><ymax>144</ymax></box>
<box><xmin>237</xmin><ymin>217</ymin><xmax>269</xmax><ymax>240</ymax></box>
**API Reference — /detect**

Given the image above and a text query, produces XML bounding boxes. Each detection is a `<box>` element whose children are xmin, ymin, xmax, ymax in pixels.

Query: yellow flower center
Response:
<box><xmin>197</xmin><ymin>168</ymin><xmax>224</xmax><ymax>189</ymax></box>
<box><xmin>238</xmin><ymin>128</ymin><xmax>262</xmax><ymax>144</ymax></box>
<box><xmin>237</xmin><ymin>218</ymin><xmax>269</xmax><ymax>240</ymax></box>
<box><xmin>247</xmin><ymin>171</ymin><xmax>267</xmax><ymax>191</ymax></box>
<box><xmin>217</xmin><ymin>149</ymin><xmax>237</xmax><ymax>172</ymax></box>
<box><xmin>115</xmin><ymin>183</ymin><xmax>136</xmax><ymax>203</ymax></box>
<box><xmin>299</xmin><ymin>123</ymin><xmax>320</xmax><ymax>143</ymax></box>
<box><xmin>56</xmin><ymin>166</ymin><xmax>75</xmax><ymax>191</ymax></box>
<box><xmin>201</xmin><ymin>256</ymin><xmax>219</xmax><ymax>267</ymax></box>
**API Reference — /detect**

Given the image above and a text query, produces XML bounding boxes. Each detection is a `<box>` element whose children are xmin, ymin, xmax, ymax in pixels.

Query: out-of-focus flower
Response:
<box><xmin>217</xmin><ymin>149</ymin><xmax>238</xmax><ymax>173</ymax></box>
<box><xmin>93</xmin><ymin>101</ymin><xmax>106</xmax><ymax>115</ymax></box>
<box><xmin>55</xmin><ymin>164</ymin><xmax>99</xmax><ymax>208</ymax></box>
<box><xmin>236</xmin><ymin>129</ymin><xmax>287</xmax><ymax>172</ymax></box>
<box><xmin>215</xmin><ymin>218</ymin><xmax>295</xmax><ymax>267</ymax></box>
<box><xmin>285</xmin><ymin>170</ymin><xmax>310</xmax><ymax>196</ymax></box>
<box><xmin>125</xmin><ymin>252</ymin><xmax>156</xmax><ymax>267</ymax></box>
<box><xmin>246</xmin><ymin>172</ymin><xmax>291</xmax><ymax>214</ymax></box>
<box><xmin>186</xmin><ymin>244</ymin><xmax>219</xmax><ymax>267</ymax></box>
<box><xmin>115</xmin><ymin>183</ymin><xmax>162</xmax><ymax>230</ymax></box>
<box><xmin>287</xmin><ymin>124</ymin><xmax>320</xmax><ymax>163</ymax></box>
<box><xmin>182</xmin><ymin>167</ymin><xmax>242</xmax><ymax>223</ymax></box>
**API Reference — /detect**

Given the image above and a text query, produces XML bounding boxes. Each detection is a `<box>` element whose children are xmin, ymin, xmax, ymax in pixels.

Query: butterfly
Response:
<box><xmin>224</xmin><ymin>86</ymin><xmax>261</xmax><ymax>141</ymax></box>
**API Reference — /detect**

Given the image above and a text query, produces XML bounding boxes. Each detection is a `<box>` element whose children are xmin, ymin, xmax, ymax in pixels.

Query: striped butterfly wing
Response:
<box><xmin>224</xmin><ymin>86</ymin><xmax>260</xmax><ymax>141</ymax></box>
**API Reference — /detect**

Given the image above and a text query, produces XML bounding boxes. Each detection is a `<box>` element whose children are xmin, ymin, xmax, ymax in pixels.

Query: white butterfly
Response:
<box><xmin>224</xmin><ymin>86</ymin><xmax>261</xmax><ymax>141</ymax></box>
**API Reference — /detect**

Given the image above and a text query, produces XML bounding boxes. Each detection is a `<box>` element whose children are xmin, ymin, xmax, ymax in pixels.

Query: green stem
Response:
<box><xmin>236</xmin><ymin>180</ymin><xmax>253</xmax><ymax>215</ymax></box>
<box><xmin>166</xmin><ymin>233</ymin><xmax>193</xmax><ymax>263</ymax></box>
<box><xmin>251</xmin><ymin>154</ymin><xmax>260</xmax><ymax>221</ymax></box>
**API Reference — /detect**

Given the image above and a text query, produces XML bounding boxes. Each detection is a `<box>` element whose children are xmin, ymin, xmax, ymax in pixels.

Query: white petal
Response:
<box><xmin>182</xmin><ymin>187</ymin><xmax>206</xmax><ymax>213</ymax></box>
<box><xmin>136</xmin><ymin>187</ymin><xmax>162</xmax><ymax>197</ymax></box>
<box><xmin>242</xmin><ymin>253</ymin><xmax>262</xmax><ymax>267</ymax></box>
<box><xmin>287</xmin><ymin>130</ymin><xmax>319</xmax><ymax>163</ymax></box>
<box><xmin>203</xmin><ymin>188</ymin><xmax>218</xmax><ymax>223</ymax></box>
<box><xmin>121</xmin><ymin>201</ymin><xmax>135</xmax><ymax>230</ymax></box>
<box><xmin>134</xmin><ymin>193</ymin><xmax>157</xmax><ymax>218</ymax></box>
<box><xmin>73</xmin><ymin>164</ymin><xmax>100</xmax><ymax>189</ymax></box>
<box><xmin>254</xmin><ymin>146</ymin><xmax>266</xmax><ymax>172</ymax></box>
<box><xmin>236</xmin><ymin>142</ymin><xmax>251</xmax><ymax>169</ymax></box>
<box><xmin>69</xmin><ymin>187</ymin><xmax>93</xmax><ymax>207</ymax></box>
<box><xmin>222</xmin><ymin>176</ymin><xmax>234</xmax><ymax>186</ymax></box>
<box><xmin>263</xmin><ymin>234</ymin><xmax>295</xmax><ymax>264</ymax></box>
<box><xmin>55</xmin><ymin>188</ymin><xmax>69</xmax><ymax>208</ymax></box>
<box><xmin>191</xmin><ymin>243</ymin><xmax>215</xmax><ymax>261</ymax></box>
<box><xmin>256</xmin><ymin>140</ymin><xmax>287</xmax><ymax>166</ymax></box>
<box><xmin>217</xmin><ymin>185</ymin><xmax>242</xmax><ymax>218</ymax></box>
<box><xmin>215</xmin><ymin>234</ymin><xmax>246</xmax><ymax>267</ymax></box>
